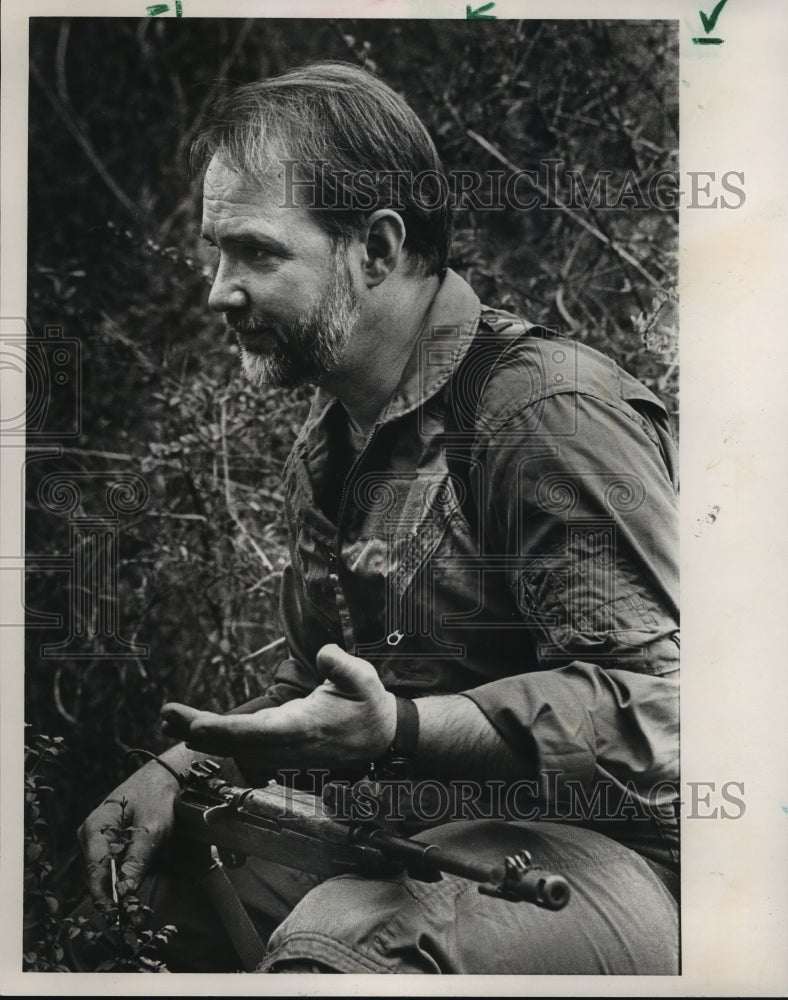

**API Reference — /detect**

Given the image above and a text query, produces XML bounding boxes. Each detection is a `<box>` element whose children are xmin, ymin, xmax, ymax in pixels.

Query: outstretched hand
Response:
<box><xmin>160</xmin><ymin>644</ymin><xmax>397</xmax><ymax>772</ymax></box>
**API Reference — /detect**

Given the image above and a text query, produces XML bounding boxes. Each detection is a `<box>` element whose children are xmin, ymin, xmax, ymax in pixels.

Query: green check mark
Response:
<box><xmin>699</xmin><ymin>0</ymin><xmax>729</xmax><ymax>34</ymax></box>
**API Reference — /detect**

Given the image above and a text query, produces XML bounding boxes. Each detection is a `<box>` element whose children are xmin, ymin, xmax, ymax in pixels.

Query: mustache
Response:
<box><xmin>226</xmin><ymin>311</ymin><xmax>264</xmax><ymax>335</ymax></box>
<box><xmin>225</xmin><ymin>313</ymin><xmax>284</xmax><ymax>346</ymax></box>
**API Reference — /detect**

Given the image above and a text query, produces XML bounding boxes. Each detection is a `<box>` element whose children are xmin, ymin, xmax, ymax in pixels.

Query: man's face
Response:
<box><xmin>201</xmin><ymin>155</ymin><xmax>360</xmax><ymax>390</ymax></box>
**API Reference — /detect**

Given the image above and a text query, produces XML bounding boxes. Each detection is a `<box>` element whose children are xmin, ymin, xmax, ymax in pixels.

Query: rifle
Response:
<box><xmin>172</xmin><ymin>759</ymin><xmax>570</xmax><ymax>968</ymax></box>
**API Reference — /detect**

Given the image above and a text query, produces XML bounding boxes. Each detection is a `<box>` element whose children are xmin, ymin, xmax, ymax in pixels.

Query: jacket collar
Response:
<box><xmin>306</xmin><ymin>268</ymin><xmax>482</xmax><ymax>437</ymax></box>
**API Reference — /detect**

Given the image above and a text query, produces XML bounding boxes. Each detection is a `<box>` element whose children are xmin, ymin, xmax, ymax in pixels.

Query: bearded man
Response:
<box><xmin>77</xmin><ymin>61</ymin><xmax>680</xmax><ymax>975</ymax></box>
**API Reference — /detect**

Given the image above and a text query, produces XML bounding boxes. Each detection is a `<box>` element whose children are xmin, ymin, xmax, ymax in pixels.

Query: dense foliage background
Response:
<box><xmin>24</xmin><ymin>17</ymin><xmax>678</xmax><ymax>968</ymax></box>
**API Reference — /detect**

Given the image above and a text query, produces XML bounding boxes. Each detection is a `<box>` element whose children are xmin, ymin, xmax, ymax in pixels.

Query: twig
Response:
<box><xmin>239</xmin><ymin>636</ymin><xmax>286</xmax><ymax>665</ymax></box>
<box><xmin>30</xmin><ymin>59</ymin><xmax>136</xmax><ymax>217</ymax></box>
<box><xmin>508</xmin><ymin>22</ymin><xmax>543</xmax><ymax>85</ymax></box>
<box><xmin>554</xmin><ymin>286</ymin><xmax>580</xmax><ymax>332</ymax></box>
<box><xmin>465</xmin><ymin>129</ymin><xmax>673</xmax><ymax>298</ymax></box>
<box><xmin>55</xmin><ymin>448</ymin><xmax>269</xmax><ymax>494</ymax></box>
<box><xmin>177</xmin><ymin>19</ymin><xmax>255</xmax><ymax>166</ymax></box>
<box><xmin>657</xmin><ymin>355</ymin><xmax>680</xmax><ymax>394</ymax></box>
<box><xmin>54</xmin><ymin>667</ymin><xmax>80</xmax><ymax>726</ymax></box>
<box><xmin>144</xmin><ymin>511</ymin><xmax>208</xmax><ymax>521</ymax></box>
<box><xmin>183</xmin><ymin>647</ymin><xmax>212</xmax><ymax>705</ymax></box>
<box><xmin>98</xmin><ymin>312</ymin><xmax>178</xmax><ymax>384</ymax></box>
<box><xmin>54</xmin><ymin>20</ymin><xmax>71</xmax><ymax>109</ymax></box>
<box><xmin>220</xmin><ymin>397</ymin><xmax>274</xmax><ymax>572</ymax></box>
<box><xmin>584</xmin><ymin>290</ymin><xmax>629</xmax><ymax>342</ymax></box>
<box><xmin>58</xmin><ymin>447</ymin><xmax>136</xmax><ymax>462</ymax></box>
<box><xmin>554</xmin><ymin>111</ymin><xmax>672</xmax><ymax>157</ymax></box>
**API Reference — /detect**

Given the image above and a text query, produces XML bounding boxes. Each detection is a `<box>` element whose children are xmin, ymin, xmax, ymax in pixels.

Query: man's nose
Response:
<box><xmin>208</xmin><ymin>259</ymin><xmax>248</xmax><ymax>313</ymax></box>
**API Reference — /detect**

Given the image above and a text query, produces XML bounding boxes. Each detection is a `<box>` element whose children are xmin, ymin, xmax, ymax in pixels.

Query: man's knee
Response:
<box><xmin>261</xmin><ymin>820</ymin><xmax>679</xmax><ymax>975</ymax></box>
<box><xmin>267</xmin><ymin>959</ymin><xmax>337</xmax><ymax>973</ymax></box>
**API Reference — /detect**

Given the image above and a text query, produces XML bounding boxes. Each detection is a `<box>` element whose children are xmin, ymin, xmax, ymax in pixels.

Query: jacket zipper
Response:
<box><xmin>330</xmin><ymin>421</ymin><xmax>383</xmax><ymax>652</ymax></box>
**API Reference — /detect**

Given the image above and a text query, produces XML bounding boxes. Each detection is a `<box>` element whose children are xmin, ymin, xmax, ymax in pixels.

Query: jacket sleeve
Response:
<box><xmin>460</xmin><ymin>386</ymin><xmax>679</xmax><ymax>807</ymax></box>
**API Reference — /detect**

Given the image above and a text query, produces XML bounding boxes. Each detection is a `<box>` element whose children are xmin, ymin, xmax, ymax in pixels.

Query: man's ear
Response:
<box><xmin>360</xmin><ymin>209</ymin><xmax>407</xmax><ymax>287</ymax></box>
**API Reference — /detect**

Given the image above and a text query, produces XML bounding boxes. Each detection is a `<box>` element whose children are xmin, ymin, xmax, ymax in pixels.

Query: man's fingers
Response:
<box><xmin>160</xmin><ymin>702</ymin><xmax>204</xmax><ymax>741</ymax></box>
<box><xmin>78</xmin><ymin>807</ymin><xmax>127</xmax><ymax>907</ymax></box>
<box><xmin>162</xmin><ymin>702</ymin><xmax>276</xmax><ymax>753</ymax></box>
<box><xmin>186</xmin><ymin>706</ymin><xmax>304</xmax><ymax>751</ymax></box>
<box><xmin>160</xmin><ymin>702</ymin><xmax>269</xmax><ymax>753</ymax></box>
<box><xmin>315</xmin><ymin>644</ymin><xmax>379</xmax><ymax>696</ymax></box>
<box><xmin>117</xmin><ymin>828</ymin><xmax>156</xmax><ymax>894</ymax></box>
<box><xmin>82</xmin><ymin>849</ymin><xmax>114</xmax><ymax>908</ymax></box>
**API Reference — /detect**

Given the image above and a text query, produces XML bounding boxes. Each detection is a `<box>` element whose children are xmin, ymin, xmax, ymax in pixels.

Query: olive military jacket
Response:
<box><xmin>251</xmin><ymin>268</ymin><xmax>679</xmax><ymax>865</ymax></box>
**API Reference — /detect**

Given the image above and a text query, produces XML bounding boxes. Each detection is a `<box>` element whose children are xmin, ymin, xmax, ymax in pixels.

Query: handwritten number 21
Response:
<box><xmin>147</xmin><ymin>1</ymin><xmax>183</xmax><ymax>16</ymax></box>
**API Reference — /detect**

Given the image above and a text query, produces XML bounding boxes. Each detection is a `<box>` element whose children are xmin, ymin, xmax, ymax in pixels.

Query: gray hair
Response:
<box><xmin>190</xmin><ymin>61</ymin><xmax>452</xmax><ymax>275</ymax></box>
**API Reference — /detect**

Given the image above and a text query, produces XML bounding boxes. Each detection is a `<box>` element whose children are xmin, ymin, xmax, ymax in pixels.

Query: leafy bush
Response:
<box><xmin>24</xmin><ymin>729</ymin><xmax>177</xmax><ymax>971</ymax></box>
<box><xmin>24</xmin><ymin>732</ymin><xmax>72</xmax><ymax>971</ymax></box>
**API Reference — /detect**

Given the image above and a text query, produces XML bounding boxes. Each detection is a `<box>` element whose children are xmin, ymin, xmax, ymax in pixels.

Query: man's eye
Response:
<box><xmin>247</xmin><ymin>247</ymin><xmax>271</xmax><ymax>263</ymax></box>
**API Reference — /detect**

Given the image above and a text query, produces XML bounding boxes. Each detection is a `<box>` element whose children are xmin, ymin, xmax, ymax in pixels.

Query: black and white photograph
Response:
<box><xmin>1</xmin><ymin>3</ymin><xmax>785</xmax><ymax>994</ymax></box>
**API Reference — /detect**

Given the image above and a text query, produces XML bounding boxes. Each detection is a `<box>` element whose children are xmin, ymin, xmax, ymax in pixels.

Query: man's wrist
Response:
<box><xmin>372</xmin><ymin>696</ymin><xmax>419</xmax><ymax>778</ymax></box>
<box><xmin>153</xmin><ymin>742</ymin><xmax>211</xmax><ymax>785</ymax></box>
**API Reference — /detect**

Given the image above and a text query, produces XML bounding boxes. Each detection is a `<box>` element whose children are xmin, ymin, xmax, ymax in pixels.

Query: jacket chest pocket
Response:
<box><xmin>350</xmin><ymin>471</ymin><xmax>464</xmax><ymax>593</ymax></box>
<box><xmin>348</xmin><ymin>470</ymin><xmax>481</xmax><ymax>653</ymax></box>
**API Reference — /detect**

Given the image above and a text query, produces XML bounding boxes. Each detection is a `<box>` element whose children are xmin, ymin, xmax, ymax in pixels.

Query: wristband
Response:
<box><xmin>373</xmin><ymin>696</ymin><xmax>419</xmax><ymax>779</ymax></box>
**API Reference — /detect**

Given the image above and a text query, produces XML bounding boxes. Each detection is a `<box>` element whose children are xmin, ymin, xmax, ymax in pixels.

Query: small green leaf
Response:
<box><xmin>25</xmin><ymin>842</ymin><xmax>44</xmax><ymax>862</ymax></box>
<box><xmin>123</xmin><ymin>927</ymin><xmax>140</xmax><ymax>947</ymax></box>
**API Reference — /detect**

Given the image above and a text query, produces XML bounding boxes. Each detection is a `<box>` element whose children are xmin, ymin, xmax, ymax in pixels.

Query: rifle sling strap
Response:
<box><xmin>445</xmin><ymin>321</ymin><xmax>560</xmax><ymax>532</ymax></box>
<box><xmin>198</xmin><ymin>860</ymin><xmax>267</xmax><ymax>972</ymax></box>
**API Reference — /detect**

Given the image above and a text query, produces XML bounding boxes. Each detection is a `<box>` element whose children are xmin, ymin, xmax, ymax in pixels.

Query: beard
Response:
<box><xmin>228</xmin><ymin>248</ymin><xmax>360</xmax><ymax>391</ymax></box>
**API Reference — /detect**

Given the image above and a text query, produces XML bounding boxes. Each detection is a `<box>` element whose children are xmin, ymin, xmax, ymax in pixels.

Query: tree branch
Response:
<box><xmin>465</xmin><ymin>128</ymin><xmax>674</xmax><ymax>298</ymax></box>
<box><xmin>220</xmin><ymin>396</ymin><xmax>274</xmax><ymax>572</ymax></box>
<box><xmin>30</xmin><ymin>58</ymin><xmax>136</xmax><ymax>217</ymax></box>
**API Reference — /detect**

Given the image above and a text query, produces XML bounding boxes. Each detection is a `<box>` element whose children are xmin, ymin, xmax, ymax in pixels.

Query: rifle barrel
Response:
<box><xmin>360</xmin><ymin>830</ymin><xmax>570</xmax><ymax>909</ymax></box>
